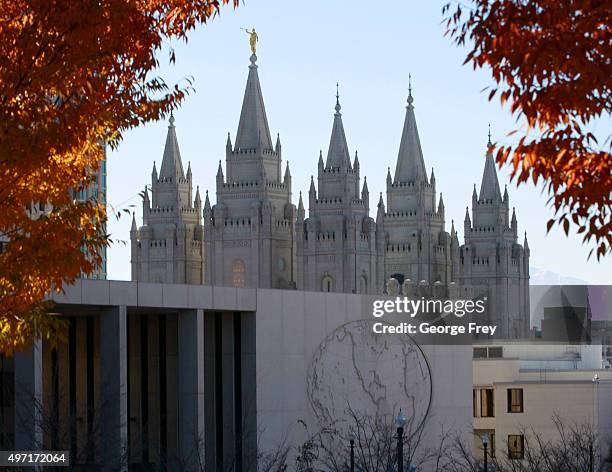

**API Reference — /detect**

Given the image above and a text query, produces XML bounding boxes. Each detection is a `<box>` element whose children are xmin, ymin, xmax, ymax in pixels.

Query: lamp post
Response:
<box><xmin>350</xmin><ymin>429</ymin><xmax>356</xmax><ymax>472</ymax></box>
<box><xmin>591</xmin><ymin>374</ymin><xmax>599</xmax><ymax>472</ymax></box>
<box><xmin>396</xmin><ymin>409</ymin><xmax>407</xmax><ymax>472</ymax></box>
<box><xmin>481</xmin><ymin>433</ymin><xmax>489</xmax><ymax>472</ymax></box>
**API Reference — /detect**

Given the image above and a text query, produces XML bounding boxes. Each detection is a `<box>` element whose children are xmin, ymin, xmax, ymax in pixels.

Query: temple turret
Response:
<box><xmin>131</xmin><ymin>115</ymin><xmax>203</xmax><ymax>284</ymax></box>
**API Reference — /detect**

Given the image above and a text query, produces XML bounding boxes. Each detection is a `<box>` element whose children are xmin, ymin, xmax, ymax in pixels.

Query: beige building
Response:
<box><xmin>473</xmin><ymin>342</ymin><xmax>612</xmax><ymax>464</ymax></box>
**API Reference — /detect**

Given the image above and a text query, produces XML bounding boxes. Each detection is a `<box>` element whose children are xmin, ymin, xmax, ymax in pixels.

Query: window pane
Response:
<box><xmin>480</xmin><ymin>389</ymin><xmax>494</xmax><ymax>417</ymax></box>
<box><xmin>507</xmin><ymin>388</ymin><xmax>524</xmax><ymax>413</ymax></box>
<box><xmin>473</xmin><ymin>347</ymin><xmax>487</xmax><ymax>358</ymax></box>
<box><xmin>508</xmin><ymin>435</ymin><xmax>524</xmax><ymax>460</ymax></box>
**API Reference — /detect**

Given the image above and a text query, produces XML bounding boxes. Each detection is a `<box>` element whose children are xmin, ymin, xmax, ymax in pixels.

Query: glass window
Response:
<box><xmin>488</xmin><ymin>347</ymin><xmax>503</xmax><ymax>358</ymax></box>
<box><xmin>322</xmin><ymin>276</ymin><xmax>333</xmax><ymax>292</ymax></box>
<box><xmin>473</xmin><ymin>388</ymin><xmax>494</xmax><ymax>417</ymax></box>
<box><xmin>232</xmin><ymin>259</ymin><xmax>245</xmax><ymax>288</ymax></box>
<box><xmin>475</xmin><ymin>430</ymin><xmax>496</xmax><ymax>458</ymax></box>
<box><xmin>473</xmin><ymin>347</ymin><xmax>488</xmax><ymax>358</ymax></box>
<box><xmin>507</xmin><ymin>388</ymin><xmax>524</xmax><ymax>413</ymax></box>
<box><xmin>508</xmin><ymin>435</ymin><xmax>524</xmax><ymax>460</ymax></box>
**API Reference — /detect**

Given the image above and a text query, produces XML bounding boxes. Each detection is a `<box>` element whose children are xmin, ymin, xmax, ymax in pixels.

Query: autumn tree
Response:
<box><xmin>0</xmin><ymin>0</ymin><xmax>237</xmax><ymax>354</ymax></box>
<box><xmin>443</xmin><ymin>0</ymin><xmax>611</xmax><ymax>259</ymax></box>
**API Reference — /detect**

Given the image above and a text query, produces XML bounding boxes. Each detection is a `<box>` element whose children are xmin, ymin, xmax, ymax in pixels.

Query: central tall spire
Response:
<box><xmin>393</xmin><ymin>78</ymin><xmax>427</xmax><ymax>184</ymax></box>
<box><xmin>325</xmin><ymin>84</ymin><xmax>352</xmax><ymax>171</ymax></box>
<box><xmin>235</xmin><ymin>54</ymin><xmax>273</xmax><ymax>151</ymax></box>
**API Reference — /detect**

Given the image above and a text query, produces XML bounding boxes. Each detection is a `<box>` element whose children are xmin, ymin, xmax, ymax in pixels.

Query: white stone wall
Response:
<box><xmin>255</xmin><ymin>289</ymin><xmax>474</xmax><ymax>467</ymax></box>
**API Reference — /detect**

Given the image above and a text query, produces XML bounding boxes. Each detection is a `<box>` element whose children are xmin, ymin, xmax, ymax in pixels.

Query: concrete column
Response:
<box><xmin>203</xmin><ymin>313</ymin><xmax>218</xmax><ymax>472</ymax></box>
<box><xmin>177</xmin><ymin>309</ymin><xmax>205</xmax><ymax>469</ymax></box>
<box><xmin>221</xmin><ymin>312</ymin><xmax>236</xmax><ymax>467</ymax></box>
<box><xmin>14</xmin><ymin>338</ymin><xmax>43</xmax><ymax>451</ymax></box>
<box><xmin>241</xmin><ymin>313</ymin><xmax>257</xmax><ymax>472</ymax></box>
<box><xmin>100</xmin><ymin>306</ymin><xmax>128</xmax><ymax>472</ymax></box>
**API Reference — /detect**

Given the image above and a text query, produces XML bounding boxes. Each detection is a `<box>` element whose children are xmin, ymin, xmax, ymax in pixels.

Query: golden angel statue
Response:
<box><xmin>243</xmin><ymin>27</ymin><xmax>258</xmax><ymax>55</ymax></box>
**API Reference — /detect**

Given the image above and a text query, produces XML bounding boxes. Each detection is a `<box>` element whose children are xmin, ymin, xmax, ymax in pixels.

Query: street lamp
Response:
<box><xmin>591</xmin><ymin>374</ymin><xmax>599</xmax><ymax>472</ymax></box>
<box><xmin>481</xmin><ymin>433</ymin><xmax>489</xmax><ymax>472</ymax></box>
<box><xmin>396</xmin><ymin>409</ymin><xmax>407</xmax><ymax>472</ymax></box>
<box><xmin>349</xmin><ymin>428</ymin><xmax>356</xmax><ymax>472</ymax></box>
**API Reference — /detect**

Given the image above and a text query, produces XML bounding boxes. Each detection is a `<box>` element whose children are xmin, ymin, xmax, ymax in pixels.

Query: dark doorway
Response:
<box><xmin>390</xmin><ymin>273</ymin><xmax>405</xmax><ymax>285</ymax></box>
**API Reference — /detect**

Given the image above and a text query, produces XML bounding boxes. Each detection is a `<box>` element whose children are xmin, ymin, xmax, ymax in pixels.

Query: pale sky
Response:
<box><xmin>106</xmin><ymin>0</ymin><xmax>611</xmax><ymax>284</ymax></box>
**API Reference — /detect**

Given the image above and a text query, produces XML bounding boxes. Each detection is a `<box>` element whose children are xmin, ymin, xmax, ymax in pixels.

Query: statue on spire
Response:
<box><xmin>243</xmin><ymin>27</ymin><xmax>259</xmax><ymax>54</ymax></box>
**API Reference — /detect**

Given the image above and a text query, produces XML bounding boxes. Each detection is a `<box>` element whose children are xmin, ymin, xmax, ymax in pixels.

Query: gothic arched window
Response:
<box><xmin>232</xmin><ymin>259</ymin><xmax>246</xmax><ymax>288</ymax></box>
<box><xmin>359</xmin><ymin>275</ymin><xmax>368</xmax><ymax>294</ymax></box>
<box><xmin>322</xmin><ymin>275</ymin><xmax>333</xmax><ymax>293</ymax></box>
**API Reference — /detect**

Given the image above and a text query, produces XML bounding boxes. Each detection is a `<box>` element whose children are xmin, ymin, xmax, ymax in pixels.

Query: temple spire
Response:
<box><xmin>479</xmin><ymin>147</ymin><xmax>502</xmax><ymax>202</ymax></box>
<box><xmin>394</xmin><ymin>78</ymin><xmax>427</xmax><ymax>184</ymax></box>
<box><xmin>284</xmin><ymin>161</ymin><xmax>291</xmax><ymax>179</ymax></box>
<box><xmin>194</xmin><ymin>186</ymin><xmax>201</xmax><ymax>206</ymax></box>
<box><xmin>204</xmin><ymin>190</ymin><xmax>211</xmax><ymax>212</ymax></box>
<box><xmin>362</xmin><ymin>176</ymin><xmax>369</xmax><ymax>194</ymax></box>
<box><xmin>159</xmin><ymin>115</ymin><xmax>185</xmax><ymax>181</ymax></box>
<box><xmin>325</xmin><ymin>83</ymin><xmax>352</xmax><ymax>171</ymax></box>
<box><xmin>235</xmin><ymin>53</ymin><xmax>273</xmax><ymax>151</ymax></box>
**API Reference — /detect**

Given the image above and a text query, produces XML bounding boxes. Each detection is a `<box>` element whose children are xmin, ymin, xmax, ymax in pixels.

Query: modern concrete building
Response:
<box><xmin>2</xmin><ymin>279</ymin><xmax>473</xmax><ymax>471</ymax></box>
<box><xmin>472</xmin><ymin>342</ymin><xmax>612</xmax><ymax>464</ymax></box>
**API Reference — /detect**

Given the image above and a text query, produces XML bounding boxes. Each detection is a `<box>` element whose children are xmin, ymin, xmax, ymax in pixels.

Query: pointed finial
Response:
<box><xmin>204</xmin><ymin>189</ymin><xmax>211</xmax><ymax>211</ymax></box>
<box><xmin>131</xmin><ymin>211</ymin><xmax>137</xmax><ymax>232</ymax></box>
<box><xmin>169</xmin><ymin>111</ymin><xmax>175</xmax><ymax>126</ymax></box>
<box><xmin>284</xmin><ymin>160</ymin><xmax>291</xmax><ymax>178</ymax></box>
<box><xmin>487</xmin><ymin>123</ymin><xmax>492</xmax><ymax>146</ymax></box>
<box><xmin>335</xmin><ymin>82</ymin><xmax>341</xmax><ymax>113</ymax></box>
<box><xmin>378</xmin><ymin>192</ymin><xmax>384</xmax><ymax>207</ymax></box>
<box><xmin>217</xmin><ymin>159</ymin><xmax>224</xmax><ymax>178</ymax></box>
<box><xmin>407</xmin><ymin>74</ymin><xmax>414</xmax><ymax>106</ymax></box>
